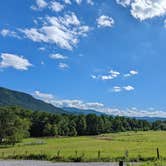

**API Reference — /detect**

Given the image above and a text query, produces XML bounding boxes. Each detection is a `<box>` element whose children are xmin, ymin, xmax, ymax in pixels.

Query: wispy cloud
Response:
<box><xmin>112</xmin><ymin>86</ymin><xmax>122</xmax><ymax>92</ymax></box>
<box><xmin>124</xmin><ymin>70</ymin><xmax>138</xmax><ymax>77</ymax></box>
<box><xmin>58</xmin><ymin>62</ymin><xmax>69</xmax><ymax>69</ymax></box>
<box><xmin>112</xmin><ymin>85</ymin><xmax>135</xmax><ymax>92</ymax></box>
<box><xmin>0</xmin><ymin>29</ymin><xmax>20</xmax><ymax>38</ymax></box>
<box><xmin>20</xmin><ymin>13</ymin><xmax>90</xmax><ymax>50</ymax></box>
<box><xmin>50</xmin><ymin>53</ymin><xmax>68</xmax><ymax>60</ymax></box>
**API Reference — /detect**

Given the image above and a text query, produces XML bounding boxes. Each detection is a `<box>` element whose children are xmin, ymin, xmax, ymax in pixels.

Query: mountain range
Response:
<box><xmin>0</xmin><ymin>87</ymin><xmax>101</xmax><ymax>115</ymax></box>
<box><xmin>0</xmin><ymin>87</ymin><xmax>166</xmax><ymax>121</ymax></box>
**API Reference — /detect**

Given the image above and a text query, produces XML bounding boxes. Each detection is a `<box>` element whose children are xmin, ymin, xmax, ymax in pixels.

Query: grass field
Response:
<box><xmin>0</xmin><ymin>131</ymin><xmax>166</xmax><ymax>162</ymax></box>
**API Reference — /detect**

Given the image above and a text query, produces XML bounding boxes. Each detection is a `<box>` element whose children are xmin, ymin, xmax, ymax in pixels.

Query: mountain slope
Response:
<box><xmin>63</xmin><ymin>107</ymin><xmax>104</xmax><ymax>115</ymax></box>
<box><xmin>0</xmin><ymin>87</ymin><xmax>66</xmax><ymax>113</ymax></box>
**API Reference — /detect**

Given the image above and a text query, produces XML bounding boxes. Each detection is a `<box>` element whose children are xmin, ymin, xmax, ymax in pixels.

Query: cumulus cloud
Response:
<box><xmin>50</xmin><ymin>53</ymin><xmax>68</xmax><ymax>59</ymax></box>
<box><xmin>0</xmin><ymin>53</ymin><xmax>32</xmax><ymax>70</ymax></box>
<box><xmin>34</xmin><ymin>91</ymin><xmax>166</xmax><ymax>117</ymax></box>
<box><xmin>112</xmin><ymin>85</ymin><xmax>135</xmax><ymax>92</ymax></box>
<box><xmin>123</xmin><ymin>85</ymin><xmax>135</xmax><ymax>91</ymax></box>
<box><xmin>50</xmin><ymin>1</ymin><xmax>64</xmax><ymax>12</ymax></box>
<box><xmin>112</xmin><ymin>86</ymin><xmax>122</xmax><ymax>92</ymax></box>
<box><xmin>116</xmin><ymin>0</ymin><xmax>166</xmax><ymax>21</ymax></box>
<box><xmin>99</xmin><ymin>107</ymin><xmax>166</xmax><ymax>118</ymax></box>
<box><xmin>124</xmin><ymin>70</ymin><xmax>138</xmax><ymax>77</ymax></box>
<box><xmin>91</xmin><ymin>69</ymin><xmax>120</xmax><ymax>81</ymax></box>
<box><xmin>58</xmin><ymin>62</ymin><xmax>69</xmax><ymax>69</ymax></box>
<box><xmin>31</xmin><ymin>0</ymin><xmax>48</xmax><ymax>10</ymax></box>
<box><xmin>34</xmin><ymin>91</ymin><xmax>54</xmax><ymax>102</ymax></box>
<box><xmin>97</xmin><ymin>15</ymin><xmax>114</xmax><ymax>28</ymax></box>
<box><xmin>101</xmin><ymin>75</ymin><xmax>114</xmax><ymax>80</ymax></box>
<box><xmin>116</xmin><ymin>0</ymin><xmax>131</xmax><ymax>7</ymax></box>
<box><xmin>20</xmin><ymin>13</ymin><xmax>90</xmax><ymax>50</ymax></box>
<box><xmin>34</xmin><ymin>91</ymin><xmax>104</xmax><ymax>110</ymax></box>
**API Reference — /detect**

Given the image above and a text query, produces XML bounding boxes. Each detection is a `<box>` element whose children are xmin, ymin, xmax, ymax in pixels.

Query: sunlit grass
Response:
<box><xmin>0</xmin><ymin>131</ymin><xmax>166</xmax><ymax>162</ymax></box>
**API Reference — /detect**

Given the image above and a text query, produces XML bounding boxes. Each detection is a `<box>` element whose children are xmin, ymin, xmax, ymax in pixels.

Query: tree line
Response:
<box><xmin>0</xmin><ymin>106</ymin><xmax>166</xmax><ymax>145</ymax></box>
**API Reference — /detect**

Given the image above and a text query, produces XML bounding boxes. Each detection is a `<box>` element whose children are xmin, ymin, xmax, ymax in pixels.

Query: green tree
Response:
<box><xmin>0</xmin><ymin>108</ymin><xmax>30</xmax><ymax>145</ymax></box>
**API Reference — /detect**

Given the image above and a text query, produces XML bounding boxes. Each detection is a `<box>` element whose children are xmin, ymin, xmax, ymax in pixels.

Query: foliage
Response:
<box><xmin>1</xmin><ymin>106</ymin><xmax>166</xmax><ymax>141</ymax></box>
<box><xmin>0</xmin><ymin>107</ymin><xmax>30</xmax><ymax>145</ymax></box>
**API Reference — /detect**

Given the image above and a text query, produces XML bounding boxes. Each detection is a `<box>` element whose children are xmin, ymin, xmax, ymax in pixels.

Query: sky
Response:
<box><xmin>1</xmin><ymin>0</ymin><xmax>166</xmax><ymax>117</ymax></box>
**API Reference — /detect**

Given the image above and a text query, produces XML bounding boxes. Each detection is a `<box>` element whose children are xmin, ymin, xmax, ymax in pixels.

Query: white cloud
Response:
<box><xmin>91</xmin><ymin>69</ymin><xmax>120</xmax><ymax>81</ymax></box>
<box><xmin>99</xmin><ymin>107</ymin><xmax>166</xmax><ymax>118</ymax></box>
<box><xmin>130</xmin><ymin>70</ymin><xmax>138</xmax><ymax>75</ymax></box>
<box><xmin>34</xmin><ymin>91</ymin><xmax>104</xmax><ymax>110</ymax></box>
<box><xmin>109</xmin><ymin>70</ymin><xmax>120</xmax><ymax>78</ymax></box>
<box><xmin>20</xmin><ymin>13</ymin><xmax>90</xmax><ymax>50</ymax></box>
<box><xmin>31</xmin><ymin>0</ymin><xmax>48</xmax><ymax>10</ymax></box>
<box><xmin>97</xmin><ymin>15</ymin><xmax>114</xmax><ymax>28</ymax></box>
<box><xmin>75</xmin><ymin>0</ymin><xmax>82</xmax><ymax>5</ymax></box>
<box><xmin>112</xmin><ymin>85</ymin><xmax>135</xmax><ymax>92</ymax></box>
<box><xmin>116</xmin><ymin>0</ymin><xmax>166</xmax><ymax>21</ymax></box>
<box><xmin>36</xmin><ymin>0</ymin><xmax>48</xmax><ymax>8</ymax></box>
<box><xmin>116</xmin><ymin>0</ymin><xmax>131</xmax><ymax>7</ymax></box>
<box><xmin>101</xmin><ymin>75</ymin><xmax>114</xmax><ymax>80</ymax></box>
<box><xmin>50</xmin><ymin>1</ymin><xmax>64</xmax><ymax>12</ymax></box>
<box><xmin>58</xmin><ymin>62</ymin><xmax>69</xmax><ymax>69</ymax></box>
<box><xmin>64</xmin><ymin>0</ymin><xmax>71</xmax><ymax>4</ymax></box>
<box><xmin>38</xmin><ymin>47</ymin><xmax>46</xmax><ymax>51</ymax></box>
<box><xmin>34</xmin><ymin>91</ymin><xmax>166</xmax><ymax>117</ymax></box>
<box><xmin>91</xmin><ymin>75</ymin><xmax>98</xmax><ymax>79</ymax></box>
<box><xmin>0</xmin><ymin>53</ymin><xmax>32</xmax><ymax>71</ymax></box>
<box><xmin>112</xmin><ymin>86</ymin><xmax>122</xmax><ymax>92</ymax></box>
<box><xmin>0</xmin><ymin>29</ymin><xmax>20</xmax><ymax>38</ymax></box>
<box><xmin>34</xmin><ymin>91</ymin><xmax>54</xmax><ymax>102</ymax></box>
<box><xmin>123</xmin><ymin>85</ymin><xmax>135</xmax><ymax>91</ymax></box>
<box><xmin>50</xmin><ymin>53</ymin><xmax>68</xmax><ymax>59</ymax></box>
<box><xmin>87</xmin><ymin>0</ymin><xmax>94</xmax><ymax>5</ymax></box>
<box><xmin>124</xmin><ymin>70</ymin><xmax>138</xmax><ymax>77</ymax></box>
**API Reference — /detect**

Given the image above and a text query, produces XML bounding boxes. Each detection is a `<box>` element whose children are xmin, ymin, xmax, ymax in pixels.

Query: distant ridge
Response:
<box><xmin>0</xmin><ymin>87</ymin><xmax>165</xmax><ymax>120</ymax></box>
<box><xmin>0</xmin><ymin>87</ymin><xmax>105</xmax><ymax>115</ymax></box>
<box><xmin>0</xmin><ymin>87</ymin><xmax>66</xmax><ymax>113</ymax></box>
<box><xmin>63</xmin><ymin>107</ymin><xmax>104</xmax><ymax>115</ymax></box>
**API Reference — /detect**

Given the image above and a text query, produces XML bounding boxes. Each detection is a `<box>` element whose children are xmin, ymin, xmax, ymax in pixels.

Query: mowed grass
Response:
<box><xmin>0</xmin><ymin>131</ymin><xmax>166</xmax><ymax>161</ymax></box>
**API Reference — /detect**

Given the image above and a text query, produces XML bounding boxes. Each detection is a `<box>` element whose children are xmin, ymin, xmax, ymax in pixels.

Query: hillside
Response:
<box><xmin>63</xmin><ymin>107</ymin><xmax>104</xmax><ymax>115</ymax></box>
<box><xmin>0</xmin><ymin>87</ymin><xmax>66</xmax><ymax>113</ymax></box>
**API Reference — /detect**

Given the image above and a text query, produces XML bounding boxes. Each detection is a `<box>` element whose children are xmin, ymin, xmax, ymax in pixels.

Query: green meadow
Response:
<box><xmin>0</xmin><ymin>131</ymin><xmax>166</xmax><ymax>162</ymax></box>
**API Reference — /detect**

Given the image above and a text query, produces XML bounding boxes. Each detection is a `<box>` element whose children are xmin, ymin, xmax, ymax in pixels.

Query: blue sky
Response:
<box><xmin>1</xmin><ymin>0</ymin><xmax>166</xmax><ymax>117</ymax></box>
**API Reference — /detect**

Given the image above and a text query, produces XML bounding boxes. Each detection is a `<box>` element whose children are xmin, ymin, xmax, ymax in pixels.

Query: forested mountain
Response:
<box><xmin>0</xmin><ymin>87</ymin><xmax>66</xmax><ymax>114</ymax></box>
<box><xmin>0</xmin><ymin>87</ymin><xmax>105</xmax><ymax>115</ymax></box>
<box><xmin>0</xmin><ymin>87</ymin><xmax>166</xmax><ymax>120</ymax></box>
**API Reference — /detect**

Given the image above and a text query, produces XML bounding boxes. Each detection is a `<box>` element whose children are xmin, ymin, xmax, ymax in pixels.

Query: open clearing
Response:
<box><xmin>0</xmin><ymin>131</ymin><xmax>166</xmax><ymax>161</ymax></box>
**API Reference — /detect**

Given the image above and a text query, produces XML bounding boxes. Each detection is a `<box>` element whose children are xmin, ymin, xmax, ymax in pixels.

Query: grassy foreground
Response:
<box><xmin>0</xmin><ymin>131</ymin><xmax>166</xmax><ymax>163</ymax></box>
